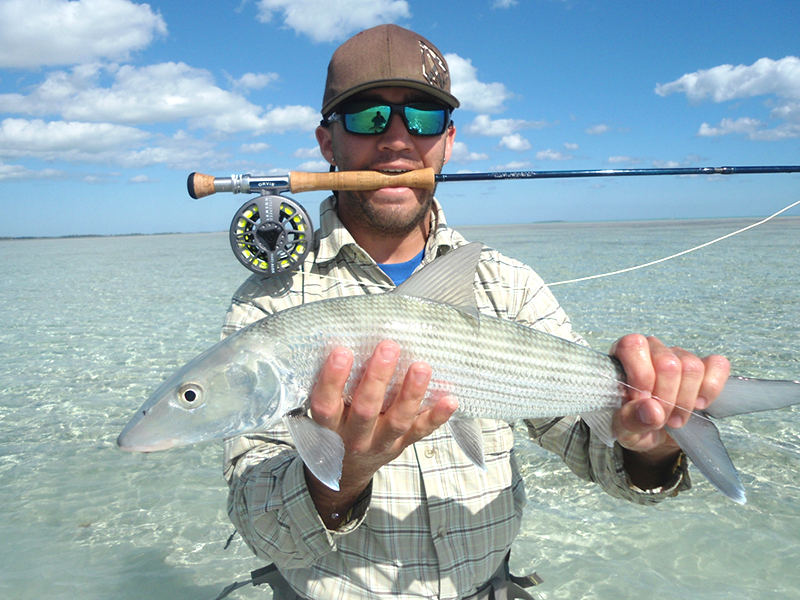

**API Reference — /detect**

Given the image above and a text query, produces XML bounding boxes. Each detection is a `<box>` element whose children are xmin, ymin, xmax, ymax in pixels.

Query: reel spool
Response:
<box><xmin>229</xmin><ymin>193</ymin><xmax>313</xmax><ymax>276</ymax></box>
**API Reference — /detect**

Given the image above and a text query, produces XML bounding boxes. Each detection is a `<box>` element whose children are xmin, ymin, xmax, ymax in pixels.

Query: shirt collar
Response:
<box><xmin>314</xmin><ymin>195</ymin><xmax>465</xmax><ymax>268</ymax></box>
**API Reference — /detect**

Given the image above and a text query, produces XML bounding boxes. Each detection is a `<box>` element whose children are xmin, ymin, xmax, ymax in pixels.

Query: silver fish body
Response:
<box><xmin>253</xmin><ymin>291</ymin><xmax>627</xmax><ymax>422</ymax></box>
<box><xmin>118</xmin><ymin>243</ymin><xmax>800</xmax><ymax>503</ymax></box>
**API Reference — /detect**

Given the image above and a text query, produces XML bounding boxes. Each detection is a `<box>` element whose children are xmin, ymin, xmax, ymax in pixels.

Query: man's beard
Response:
<box><xmin>338</xmin><ymin>188</ymin><xmax>435</xmax><ymax>238</ymax></box>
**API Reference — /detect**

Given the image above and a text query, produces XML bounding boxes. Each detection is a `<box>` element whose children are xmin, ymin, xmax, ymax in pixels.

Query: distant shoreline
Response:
<box><xmin>2</xmin><ymin>215</ymin><xmax>799</xmax><ymax>241</ymax></box>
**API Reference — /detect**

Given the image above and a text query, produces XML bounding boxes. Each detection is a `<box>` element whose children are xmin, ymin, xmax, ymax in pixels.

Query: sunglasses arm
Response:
<box><xmin>188</xmin><ymin>168</ymin><xmax>436</xmax><ymax>199</ymax></box>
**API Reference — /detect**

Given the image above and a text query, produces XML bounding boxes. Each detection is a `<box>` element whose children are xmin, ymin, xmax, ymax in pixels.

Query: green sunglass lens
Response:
<box><xmin>405</xmin><ymin>105</ymin><xmax>446</xmax><ymax>135</ymax></box>
<box><xmin>341</xmin><ymin>103</ymin><xmax>448</xmax><ymax>135</ymax></box>
<box><xmin>344</xmin><ymin>105</ymin><xmax>391</xmax><ymax>133</ymax></box>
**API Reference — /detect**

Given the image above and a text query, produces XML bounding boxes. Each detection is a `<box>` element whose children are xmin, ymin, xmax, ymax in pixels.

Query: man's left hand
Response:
<box><xmin>610</xmin><ymin>334</ymin><xmax>730</xmax><ymax>484</ymax></box>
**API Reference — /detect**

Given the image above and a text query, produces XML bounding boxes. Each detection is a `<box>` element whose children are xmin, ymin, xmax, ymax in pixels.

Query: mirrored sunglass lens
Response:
<box><xmin>344</xmin><ymin>105</ymin><xmax>391</xmax><ymax>133</ymax></box>
<box><xmin>404</xmin><ymin>105</ymin><xmax>446</xmax><ymax>135</ymax></box>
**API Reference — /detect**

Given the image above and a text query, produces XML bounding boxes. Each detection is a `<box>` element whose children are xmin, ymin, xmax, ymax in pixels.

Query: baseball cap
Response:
<box><xmin>321</xmin><ymin>24</ymin><xmax>460</xmax><ymax>116</ymax></box>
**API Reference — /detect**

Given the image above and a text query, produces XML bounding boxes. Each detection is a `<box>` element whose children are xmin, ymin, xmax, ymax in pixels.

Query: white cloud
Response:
<box><xmin>297</xmin><ymin>160</ymin><xmax>330</xmax><ymax>171</ymax></box>
<box><xmin>697</xmin><ymin>116</ymin><xmax>800</xmax><ymax>141</ymax></box>
<box><xmin>652</xmin><ymin>160</ymin><xmax>682</xmax><ymax>168</ymax></box>
<box><xmin>492</xmin><ymin>0</ymin><xmax>518</xmax><ymax>7</ymax></box>
<box><xmin>0</xmin><ymin>118</ymin><xmax>220</xmax><ymax>169</ymax></box>
<box><xmin>241</xmin><ymin>143</ymin><xmax>272</xmax><ymax>153</ymax></box>
<box><xmin>656</xmin><ymin>56</ymin><xmax>800</xmax><ymax>102</ymax></box>
<box><xmin>491</xmin><ymin>160</ymin><xmax>533</xmax><ymax>170</ymax></box>
<box><xmin>607</xmin><ymin>156</ymin><xmax>640</xmax><ymax>164</ymax></box>
<box><xmin>656</xmin><ymin>56</ymin><xmax>800</xmax><ymax>140</ymax></box>
<box><xmin>293</xmin><ymin>147</ymin><xmax>322</xmax><ymax>159</ymax></box>
<box><xmin>499</xmin><ymin>134</ymin><xmax>531</xmax><ymax>151</ymax></box>
<box><xmin>0</xmin><ymin>62</ymin><xmax>319</xmax><ymax>135</ymax></box>
<box><xmin>231</xmin><ymin>72</ymin><xmax>280</xmax><ymax>91</ymax></box>
<box><xmin>0</xmin><ymin>0</ymin><xmax>167</xmax><ymax>68</ymax></box>
<box><xmin>464</xmin><ymin>114</ymin><xmax>551</xmax><ymax>136</ymax></box>
<box><xmin>536</xmin><ymin>149</ymin><xmax>572</xmax><ymax>161</ymax></box>
<box><xmin>585</xmin><ymin>124</ymin><xmax>610</xmax><ymax>135</ymax></box>
<box><xmin>0</xmin><ymin>160</ymin><xmax>64</xmax><ymax>181</ymax></box>
<box><xmin>446</xmin><ymin>54</ymin><xmax>514</xmax><ymax>114</ymax></box>
<box><xmin>0</xmin><ymin>118</ymin><xmax>150</xmax><ymax>161</ymax></box>
<box><xmin>449</xmin><ymin>141</ymin><xmax>489</xmax><ymax>163</ymax></box>
<box><xmin>564</xmin><ymin>142</ymin><xmax>579</xmax><ymax>150</ymax></box>
<box><xmin>129</xmin><ymin>174</ymin><xmax>158</xmax><ymax>183</ymax></box>
<box><xmin>256</xmin><ymin>0</ymin><xmax>410</xmax><ymax>43</ymax></box>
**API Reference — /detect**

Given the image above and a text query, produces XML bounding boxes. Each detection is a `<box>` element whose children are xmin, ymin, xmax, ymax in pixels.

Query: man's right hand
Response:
<box><xmin>304</xmin><ymin>340</ymin><xmax>458</xmax><ymax>529</ymax></box>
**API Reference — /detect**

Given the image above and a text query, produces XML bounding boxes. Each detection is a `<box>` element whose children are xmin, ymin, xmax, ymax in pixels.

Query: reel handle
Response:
<box><xmin>187</xmin><ymin>168</ymin><xmax>436</xmax><ymax>199</ymax></box>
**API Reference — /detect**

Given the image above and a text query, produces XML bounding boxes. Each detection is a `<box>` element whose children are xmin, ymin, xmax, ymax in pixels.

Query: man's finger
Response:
<box><xmin>309</xmin><ymin>347</ymin><xmax>353</xmax><ymax>430</ymax></box>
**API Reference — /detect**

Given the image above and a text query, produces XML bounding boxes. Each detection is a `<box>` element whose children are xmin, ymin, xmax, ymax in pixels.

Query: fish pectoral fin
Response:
<box><xmin>448</xmin><ymin>416</ymin><xmax>486</xmax><ymax>471</ymax></box>
<box><xmin>283</xmin><ymin>410</ymin><xmax>344</xmax><ymax>492</ymax></box>
<box><xmin>580</xmin><ymin>410</ymin><xmax>616</xmax><ymax>447</ymax></box>
<box><xmin>666</xmin><ymin>411</ymin><xmax>746</xmax><ymax>505</ymax></box>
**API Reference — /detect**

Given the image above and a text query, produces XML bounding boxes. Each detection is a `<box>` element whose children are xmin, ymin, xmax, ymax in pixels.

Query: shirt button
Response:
<box><xmin>437</xmin><ymin>526</ymin><xmax>447</xmax><ymax>539</ymax></box>
<box><xmin>424</xmin><ymin>447</ymin><xmax>436</xmax><ymax>458</ymax></box>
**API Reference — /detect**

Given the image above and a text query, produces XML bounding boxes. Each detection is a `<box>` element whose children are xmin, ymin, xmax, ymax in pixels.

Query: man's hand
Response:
<box><xmin>610</xmin><ymin>334</ymin><xmax>730</xmax><ymax>488</ymax></box>
<box><xmin>305</xmin><ymin>340</ymin><xmax>457</xmax><ymax>528</ymax></box>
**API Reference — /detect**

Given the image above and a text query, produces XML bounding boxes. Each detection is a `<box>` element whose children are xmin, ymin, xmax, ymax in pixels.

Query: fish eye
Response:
<box><xmin>177</xmin><ymin>383</ymin><xmax>204</xmax><ymax>409</ymax></box>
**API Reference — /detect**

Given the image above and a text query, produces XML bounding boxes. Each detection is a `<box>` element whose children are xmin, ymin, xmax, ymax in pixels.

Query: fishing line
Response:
<box><xmin>268</xmin><ymin>198</ymin><xmax>800</xmax><ymax>295</ymax></box>
<box><xmin>547</xmin><ymin>198</ymin><xmax>800</xmax><ymax>287</ymax></box>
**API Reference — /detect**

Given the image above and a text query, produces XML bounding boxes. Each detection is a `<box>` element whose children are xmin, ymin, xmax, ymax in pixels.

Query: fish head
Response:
<box><xmin>117</xmin><ymin>331</ymin><xmax>290</xmax><ymax>452</ymax></box>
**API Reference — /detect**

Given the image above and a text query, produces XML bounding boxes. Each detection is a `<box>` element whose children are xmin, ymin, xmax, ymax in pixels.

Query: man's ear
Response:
<box><xmin>316</xmin><ymin>126</ymin><xmax>335</xmax><ymax>165</ymax></box>
<box><xmin>442</xmin><ymin>123</ymin><xmax>456</xmax><ymax>165</ymax></box>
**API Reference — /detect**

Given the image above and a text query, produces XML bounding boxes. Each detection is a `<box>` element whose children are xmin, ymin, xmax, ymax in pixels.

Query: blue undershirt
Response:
<box><xmin>378</xmin><ymin>249</ymin><xmax>424</xmax><ymax>286</ymax></box>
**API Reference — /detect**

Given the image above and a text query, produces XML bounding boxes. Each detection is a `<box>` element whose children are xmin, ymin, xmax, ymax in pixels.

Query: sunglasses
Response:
<box><xmin>325</xmin><ymin>101</ymin><xmax>451</xmax><ymax>136</ymax></box>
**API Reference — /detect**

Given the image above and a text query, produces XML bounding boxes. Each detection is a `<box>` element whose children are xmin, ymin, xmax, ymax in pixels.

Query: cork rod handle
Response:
<box><xmin>187</xmin><ymin>172</ymin><xmax>218</xmax><ymax>199</ymax></box>
<box><xmin>289</xmin><ymin>168</ymin><xmax>436</xmax><ymax>193</ymax></box>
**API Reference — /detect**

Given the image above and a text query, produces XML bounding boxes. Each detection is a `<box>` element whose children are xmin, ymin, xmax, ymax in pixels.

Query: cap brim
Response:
<box><xmin>322</xmin><ymin>79</ymin><xmax>460</xmax><ymax>116</ymax></box>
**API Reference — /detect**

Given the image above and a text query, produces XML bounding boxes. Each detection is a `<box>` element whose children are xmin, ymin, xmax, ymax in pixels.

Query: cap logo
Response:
<box><xmin>419</xmin><ymin>41</ymin><xmax>449</xmax><ymax>91</ymax></box>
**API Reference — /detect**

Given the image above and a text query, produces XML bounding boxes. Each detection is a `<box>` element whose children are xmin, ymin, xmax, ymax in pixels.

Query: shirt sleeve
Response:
<box><xmin>224</xmin><ymin>433</ymin><xmax>336</xmax><ymax>567</ymax></box>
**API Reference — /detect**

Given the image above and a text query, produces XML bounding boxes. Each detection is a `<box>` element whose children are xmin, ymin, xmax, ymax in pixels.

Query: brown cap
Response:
<box><xmin>321</xmin><ymin>24</ymin><xmax>460</xmax><ymax>116</ymax></box>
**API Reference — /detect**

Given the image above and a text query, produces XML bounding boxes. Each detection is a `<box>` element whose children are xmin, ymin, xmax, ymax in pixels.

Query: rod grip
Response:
<box><xmin>290</xmin><ymin>168</ymin><xmax>436</xmax><ymax>193</ymax></box>
<box><xmin>187</xmin><ymin>172</ymin><xmax>217</xmax><ymax>199</ymax></box>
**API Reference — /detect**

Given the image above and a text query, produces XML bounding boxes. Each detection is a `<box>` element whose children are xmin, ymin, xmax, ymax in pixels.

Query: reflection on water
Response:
<box><xmin>1</xmin><ymin>219</ymin><xmax>798</xmax><ymax>599</ymax></box>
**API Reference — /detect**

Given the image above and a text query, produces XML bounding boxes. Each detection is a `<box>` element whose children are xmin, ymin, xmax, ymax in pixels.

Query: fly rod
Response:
<box><xmin>186</xmin><ymin>165</ymin><xmax>800</xmax><ymax>277</ymax></box>
<box><xmin>187</xmin><ymin>165</ymin><xmax>800</xmax><ymax>198</ymax></box>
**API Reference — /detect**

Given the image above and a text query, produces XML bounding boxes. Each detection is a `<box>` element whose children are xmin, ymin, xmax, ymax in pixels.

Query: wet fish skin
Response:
<box><xmin>118</xmin><ymin>243</ymin><xmax>800</xmax><ymax>503</ymax></box>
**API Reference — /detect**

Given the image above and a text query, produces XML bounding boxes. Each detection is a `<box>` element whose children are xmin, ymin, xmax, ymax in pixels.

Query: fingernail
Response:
<box><xmin>668</xmin><ymin>415</ymin><xmax>684</xmax><ymax>428</ymax></box>
<box><xmin>411</xmin><ymin>365</ymin><xmax>430</xmax><ymax>385</ymax></box>
<box><xmin>638</xmin><ymin>403</ymin><xmax>655</xmax><ymax>426</ymax></box>
<box><xmin>379</xmin><ymin>342</ymin><xmax>399</xmax><ymax>362</ymax></box>
<box><xmin>695</xmin><ymin>396</ymin><xmax>709</xmax><ymax>410</ymax></box>
<box><xmin>332</xmin><ymin>349</ymin><xmax>349</xmax><ymax>368</ymax></box>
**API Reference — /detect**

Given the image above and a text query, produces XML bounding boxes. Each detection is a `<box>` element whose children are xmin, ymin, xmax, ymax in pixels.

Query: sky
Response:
<box><xmin>1</xmin><ymin>0</ymin><xmax>799</xmax><ymax>237</ymax></box>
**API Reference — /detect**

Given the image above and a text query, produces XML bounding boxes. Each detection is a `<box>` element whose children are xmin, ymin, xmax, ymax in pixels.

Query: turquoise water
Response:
<box><xmin>1</xmin><ymin>217</ymin><xmax>798</xmax><ymax>599</ymax></box>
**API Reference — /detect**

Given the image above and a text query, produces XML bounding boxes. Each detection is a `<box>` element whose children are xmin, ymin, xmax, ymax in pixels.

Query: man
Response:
<box><xmin>222</xmin><ymin>24</ymin><xmax>729</xmax><ymax>600</ymax></box>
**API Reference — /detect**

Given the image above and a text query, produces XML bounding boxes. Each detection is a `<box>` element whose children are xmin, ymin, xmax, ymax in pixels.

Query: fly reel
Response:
<box><xmin>229</xmin><ymin>193</ymin><xmax>313</xmax><ymax>276</ymax></box>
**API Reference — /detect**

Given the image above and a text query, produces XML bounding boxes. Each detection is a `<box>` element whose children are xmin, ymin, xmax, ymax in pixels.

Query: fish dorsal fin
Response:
<box><xmin>393</xmin><ymin>242</ymin><xmax>483</xmax><ymax>318</ymax></box>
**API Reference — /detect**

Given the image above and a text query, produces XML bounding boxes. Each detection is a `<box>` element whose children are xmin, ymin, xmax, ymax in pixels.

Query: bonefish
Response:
<box><xmin>118</xmin><ymin>243</ymin><xmax>800</xmax><ymax>503</ymax></box>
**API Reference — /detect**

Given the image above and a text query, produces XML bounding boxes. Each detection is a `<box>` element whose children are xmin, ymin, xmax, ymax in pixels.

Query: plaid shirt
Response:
<box><xmin>223</xmin><ymin>197</ymin><xmax>689</xmax><ymax>600</ymax></box>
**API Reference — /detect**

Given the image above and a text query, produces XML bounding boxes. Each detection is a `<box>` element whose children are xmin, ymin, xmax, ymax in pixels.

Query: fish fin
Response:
<box><xmin>580</xmin><ymin>410</ymin><xmax>615</xmax><ymax>447</ymax></box>
<box><xmin>448</xmin><ymin>416</ymin><xmax>486</xmax><ymax>471</ymax></box>
<box><xmin>666</xmin><ymin>412</ymin><xmax>746</xmax><ymax>505</ymax></box>
<box><xmin>283</xmin><ymin>410</ymin><xmax>344</xmax><ymax>492</ymax></box>
<box><xmin>705</xmin><ymin>376</ymin><xmax>800</xmax><ymax>418</ymax></box>
<box><xmin>394</xmin><ymin>242</ymin><xmax>483</xmax><ymax>319</ymax></box>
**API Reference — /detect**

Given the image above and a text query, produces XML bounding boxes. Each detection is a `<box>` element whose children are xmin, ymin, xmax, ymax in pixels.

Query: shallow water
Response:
<box><xmin>1</xmin><ymin>217</ymin><xmax>798</xmax><ymax>599</ymax></box>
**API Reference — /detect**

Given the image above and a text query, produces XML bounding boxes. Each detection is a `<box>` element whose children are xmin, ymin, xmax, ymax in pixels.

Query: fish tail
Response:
<box><xmin>666</xmin><ymin>376</ymin><xmax>800</xmax><ymax>505</ymax></box>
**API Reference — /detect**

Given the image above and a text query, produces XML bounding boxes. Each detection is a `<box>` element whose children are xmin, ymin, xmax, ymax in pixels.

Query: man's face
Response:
<box><xmin>316</xmin><ymin>87</ymin><xmax>456</xmax><ymax>239</ymax></box>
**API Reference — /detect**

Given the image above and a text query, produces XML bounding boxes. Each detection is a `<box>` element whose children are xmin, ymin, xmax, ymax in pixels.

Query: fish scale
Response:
<box><xmin>256</xmin><ymin>291</ymin><xmax>627</xmax><ymax>420</ymax></box>
<box><xmin>118</xmin><ymin>242</ymin><xmax>800</xmax><ymax>502</ymax></box>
